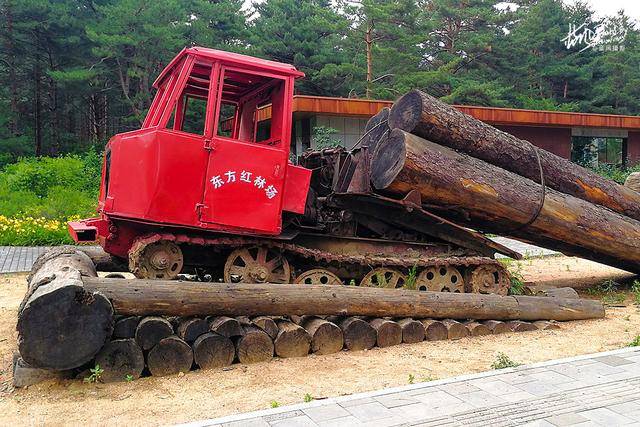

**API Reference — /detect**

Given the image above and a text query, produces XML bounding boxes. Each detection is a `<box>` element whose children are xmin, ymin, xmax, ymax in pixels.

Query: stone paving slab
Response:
<box><xmin>0</xmin><ymin>246</ymin><xmax>51</xmax><ymax>273</ymax></box>
<box><xmin>181</xmin><ymin>347</ymin><xmax>640</xmax><ymax>427</ymax></box>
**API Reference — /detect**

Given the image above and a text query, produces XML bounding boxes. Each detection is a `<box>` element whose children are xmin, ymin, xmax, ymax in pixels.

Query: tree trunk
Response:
<box><xmin>274</xmin><ymin>319</ymin><xmax>311</xmax><ymax>358</ymax></box>
<box><xmin>483</xmin><ymin>320</ymin><xmax>510</xmax><ymax>334</ymax></box>
<box><xmin>297</xmin><ymin>317</ymin><xmax>343</xmax><ymax>355</ymax></box>
<box><xmin>176</xmin><ymin>318</ymin><xmax>209</xmax><ymax>344</ymax></box>
<box><xmin>208</xmin><ymin>316</ymin><xmax>243</xmax><ymax>338</ymax></box>
<box><xmin>397</xmin><ymin>318</ymin><xmax>425</xmax><ymax>343</ymax></box>
<box><xmin>113</xmin><ymin>316</ymin><xmax>140</xmax><ymax>339</ymax></box>
<box><xmin>95</xmin><ymin>339</ymin><xmax>145</xmax><ymax>382</ymax></box>
<box><xmin>506</xmin><ymin>320</ymin><xmax>537</xmax><ymax>332</ymax></box>
<box><xmin>135</xmin><ymin>317</ymin><xmax>173</xmax><ymax>351</ymax></box>
<box><xmin>388</xmin><ymin>90</ymin><xmax>640</xmax><ymax>223</ymax></box>
<box><xmin>147</xmin><ymin>336</ymin><xmax>193</xmax><ymax>377</ymax></box>
<box><xmin>193</xmin><ymin>332</ymin><xmax>235</xmax><ymax>369</ymax></box>
<box><xmin>82</xmin><ymin>278</ymin><xmax>605</xmax><ymax>322</ymax></box>
<box><xmin>17</xmin><ymin>249</ymin><xmax>112</xmax><ymax>370</ymax></box>
<box><xmin>370</xmin><ymin>129</ymin><xmax>640</xmax><ymax>274</ymax></box>
<box><xmin>337</xmin><ymin>317</ymin><xmax>376</xmax><ymax>351</ymax></box>
<box><xmin>420</xmin><ymin>319</ymin><xmax>448</xmax><ymax>341</ymax></box>
<box><xmin>368</xmin><ymin>318</ymin><xmax>402</xmax><ymax>348</ymax></box>
<box><xmin>235</xmin><ymin>324</ymin><xmax>273</xmax><ymax>364</ymax></box>
<box><xmin>442</xmin><ymin>319</ymin><xmax>468</xmax><ymax>339</ymax></box>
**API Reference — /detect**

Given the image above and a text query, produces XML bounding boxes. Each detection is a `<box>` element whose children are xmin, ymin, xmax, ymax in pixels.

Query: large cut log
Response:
<box><xmin>369</xmin><ymin>318</ymin><xmax>402</xmax><ymax>348</ymax></box>
<box><xmin>208</xmin><ymin>316</ymin><xmax>243</xmax><ymax>338</ymax></box>
<box><xmin>135</xmin><ymin>316</ymin><xmax>173</xmax><ymax>351</ymax></box>
<box><xmin>420</xmin><ymin>319</ymin><xmax>448</xmax><ymax>341</ymax></box>
<box><xmin>235</xmin><ymin>324</ymin><xmax>274</xmax><ymax>364</ymax></box>
<box><xmin>370</xmin><ymin>129</ymin><xmax>640</xmax><ymax>273</ymax></box>
<box><xmin>397</xmin><ymin>318</ymin><xmax>425</xmax><ymax>343</ymax></box>
<box><xmin>484</xmin><ymin>320</ymin><xmax>510</xmax><ymax>334</ymax></box>
<box><xmin>388</xmin><ymin>90</ymin><xmax>640</xmax><ymax>222</ymax></box>
<box><xmin>363</xmin><ymin>107</ymin><xmax>390</xmax><ymax>155</ymax></box>
<box><xmin>336</xmin><ymin>317</ymin><xmax>376</xmax><ymax>351</ymax></box>
<box><xmin>297</xmin><ymin>316</ymin><xmax>344</xmax><ymax>355</ymax></box>
<box><xmin>176</xmin><ymin>317</ymin><xmax>209</xmax><ymax>344</ymax></box>
<box><xmin>464</xmin><ymin>321</ymin><xmax>491</xmax><ymax>337</ymax></box>
<box><xmin>113</xmin><ymin>316</ymin><xmax>140</xmax><ymax>339</ymax></box>
<box><xmin>442</xmin><ymin>319</ymin><xmax>469</xmax><ymax>339</ymax></box>
<box><xmin>251</xmin><ymin>316</ymin><xmax>279</xmax><ymax>339</ymax></box>
<box><xmin>274</xmin><ymin>319</ymin><xmax>311</xmax><ymax>358</ymax></box>
<box><xmin>95</xmin><ymin>339</ymin><xmax>145</xmax><ymax>382</ymax></box>
<box><xmin>83</xmin><ymin>279</ymin><xmax>605</xmax><ymax>321</ymax></box>
<box><xmin>18</xmin><ymin>248</ymin><xmax>113</xmax><ymax>370</ymax></box>
<box><xmin>147</xmin><ymin>336</ymin><xmax>193</xmax><ymax>376</ymax></box>
<box><xmin>193</xmin><ymin>332</ymin><xmax>235</xmax><ymax>369</ymax></box>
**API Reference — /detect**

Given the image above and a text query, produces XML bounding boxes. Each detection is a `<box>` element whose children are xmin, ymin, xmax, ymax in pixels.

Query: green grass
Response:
<box><xmin>491</xmin><ymin>352</ymin><xmax>521</xmax><ymax>369</ymax></box>
<box><xmin>628</xmin><ymin>336</ymin><xmax>640</xmax><ymax>347</ymax></box>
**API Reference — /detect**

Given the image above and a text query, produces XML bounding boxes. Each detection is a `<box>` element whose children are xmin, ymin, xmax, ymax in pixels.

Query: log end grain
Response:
<box><xmin>370</xmin><ymin>128</ymin><xmax>407</xmax><ymax>190</ymax></box>
<box><xmin>208</xmin><ymin>316</ymin><xmax>244</xmax><ymax>338</ymax></box>
<box><xmin>17</xmin><ymin>279</ymin><xmax>113</xmax><ymax>370</ymax></box>
<box><xmin>236</xmin><ymin>325</ymin><xmax>274</xmax><ymax>364</ymax></box>
<box><xmin>506</xmin><ymin>321</ymin><xmax>538</xmax><ymax>332</ymax></box>
<box><xmin>193</xmin><ymin>332</ymin><xmax>235</xmax><ymax>369</ymax></box>
<box><xmin>95</xmin><ymin>339</ymin><xmax>145</xmax><ymax>382</ymax></box>
<box><xmin>443</xmin><ymin>319</ymin><xmax>469</xmax><ymax>340</ymax></box>
<box><xmin>113</xmin><ymin>316</ymin><xmax>141</xmax><ymax>339</ymax></box>
<box><xmin>304</xmin><ymin>318</ymin><xmax>344</xmax><ymax>355</ymax></box>
<box><xmin>483</xmin><ymin>320</ymin><xmax>511</xmax><ymax>334</ymax></box>
<box><xmin>533</xmin><ymin>320</ymin><xmax>561</xmax><ymax>331</ymax></box>
<box><xmin>464</xmin><ymin>321</ymin><xmax>492</xmax><ymax>337</ymax></box>
<box><xmin>369</xmin><ymin>318</ymin><xmax>402</xmax><ymax>348</ymax></box>
<box><xmin>135</xmin><ymin>317</ymin><xmax>173</xmax><ymax>351</ymax></box>
<box><xmin>420</xmin><ymin>319</ymin><xmax>448</xmax><ymax>341</ymax></box>
<box><xmin>147</xmin><ymin>336</ymin><xmax>193</xmax><ymax>377</ymax></box>
<box><xmin>274</xmin><ymin>320</ymin><xmax>311</xmax><ymax>358</ymax></box>
<box><xmin>398</xmin><ymin>318</ymin><xmax>425</xmax><ymax>343</ymax></box>
<box><xmin>176</xmin><ymin>318</ymin><xmax>209</xmax><ymax>344</ymax></box>
<box><xmin>340</xmin><ymin>318</ymin><xmax>377</xmax><ymax>351</ymax></box>
<box><xmin>387</xmin><ymin>90</ymin><xmax>423</xmax><ymax>133</ymax></box>
<box><xmin>251</xmin><ymin>316</ymin><xmax>279</xmax><ymax>339</ymax></box>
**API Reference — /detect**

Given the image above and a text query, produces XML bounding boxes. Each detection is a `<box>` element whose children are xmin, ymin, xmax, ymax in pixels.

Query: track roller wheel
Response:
<box><xmin>466</xmin><ymin>265</ymin><xmax>509</xmax><ymax>295</ymax></box>
<box><xmin>294</xmin><ymin>269</ymin><xmax>342</xmax><ymax>286</ymax></box>
<box><xmin>131</xmin><ymin>240</ymin><xmax>183</xmax><ymax>280</ymax></box>
<box><xmin>415</xmin><ymin>266</ymin><xmax>464</xmax><ymax>293</ymax></box>
<box><xmin>224</xmin><ymin>246</ymin><xmax>291</xmax><ymax>283</ymax></box>
<box><xmin>360</xmin><ymin>268</ymin><xmax>407</xmax><ymax>288</ymax></box>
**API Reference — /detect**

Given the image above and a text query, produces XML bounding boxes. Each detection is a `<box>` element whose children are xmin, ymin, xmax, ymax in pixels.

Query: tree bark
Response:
<box><xmin>370</xmin><ymin>129</ymin><xmax>640</xmax><ymax>273</ymax></box>
<box><xmin>147</xmin><ymin>336</ymin><xmax>193</xmax><ymax>377</ymax></box>
<box><xmin>193</xmin><ymin>332</ymin><xmax>235</xmax><ymax>369</ymax></box>
<box><xmin>420</xmin><ymin>319</ymin><xmax>448</xmax><ymax>341</ymax></box>
<box><xmin>95</xmin><ymin>339</ymin><xmax>145</xmax><ymax>382</ymax></box>
<box><xmin>235</xmin><ymin>324</ymin><xmax>273</xmax><ymax>364</ymax></box>
<box><xmin>274</xmin><ymin>319</ymin><xmax>311</xmax><ymax>358</ymax></box>
<box><xmin>388</xmin><ymin>90</ymin><xmax>640</xmax><ymax>222</ymax></box>
<box><xmin>368</xmin><ymin>318</ymin><xmax>402</xmax><ymax>348</ymax></box>
<box><xmin>83</xmin><ymin>278</ymin><xmax>605</xmax><ymax>322</ymax></box>
<box><xmin>17</xmin><ymin>249</ymin><xmax>112</xmax><ymax>370</ymax></box>
<box><xmin>135</xmin><ymin>317</ymin><xmax>173</xmax><ymax>351</ymax></box>
<box><xmin>397</xmin><ymin>318</ymin><xmax>425</xmax><ymax>343</ymax></box>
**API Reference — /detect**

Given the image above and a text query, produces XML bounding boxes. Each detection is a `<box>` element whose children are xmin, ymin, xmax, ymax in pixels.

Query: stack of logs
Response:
<box><xmin>14</xmin><ymin>247</ymin><xmax>602</xmax><ymax>385</ymax></box>
<box><xmin>367</xmin><ymin>90</ymin><xmax>640</xmax><ymax>274</ymax></box>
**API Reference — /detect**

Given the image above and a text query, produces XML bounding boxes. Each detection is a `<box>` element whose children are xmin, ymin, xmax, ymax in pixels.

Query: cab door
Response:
<box><xmin>199</xmin><ymin>67</ymin><xmax>291</xmax><ymax>234</ymax></box>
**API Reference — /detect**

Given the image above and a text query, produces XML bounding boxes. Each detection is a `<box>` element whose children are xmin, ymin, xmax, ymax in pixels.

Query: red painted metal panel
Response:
<box><xmin>282</xmin><ymin>165</ymin><xmax>311</xmax><ymax>214</ymax></box>
<box><xmin>200</xmin><ymin>137</ymin><xmax>287</xmax><ymax>233</ymax></box>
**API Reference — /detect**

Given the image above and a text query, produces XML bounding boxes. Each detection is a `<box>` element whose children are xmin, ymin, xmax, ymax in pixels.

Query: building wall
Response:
<box><xmin>496</xmin><ymin>125</ymin><xmax>572</xmax><ymax>159</ymax></box>
<box><xmin>628</xmin><ymin>132</ymin><xmax>640</xmax><ymax>165</ymax></box>
<box><xmin>312</xmin><ymin>115</ymin><xmax>370</xmax><ymax>149</ymax></box>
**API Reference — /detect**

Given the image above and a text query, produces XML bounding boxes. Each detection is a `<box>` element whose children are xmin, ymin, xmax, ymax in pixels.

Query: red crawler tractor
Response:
<box><xmin>69</xmin><ymin>47</ymin><xmax>518</xmax><ymax>294</ymax></box>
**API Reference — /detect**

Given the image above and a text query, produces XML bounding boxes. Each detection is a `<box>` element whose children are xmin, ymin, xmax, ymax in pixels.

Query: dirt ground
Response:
<box><xmin>1</xmin><ymin>257</ymin><xmax>639</xmax><ymax>426</ymax></box>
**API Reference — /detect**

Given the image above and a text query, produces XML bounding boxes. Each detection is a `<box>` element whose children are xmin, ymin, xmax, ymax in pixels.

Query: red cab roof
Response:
<box><xmin>153</xmin><ymin>47</ymin><xmax>304</xmax><ymax>88</ymax></box>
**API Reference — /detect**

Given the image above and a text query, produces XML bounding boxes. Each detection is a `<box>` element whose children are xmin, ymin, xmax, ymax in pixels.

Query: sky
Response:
<box><xmin>571</xmin><ymin>0</ymin><xmax>640</xmax><ymax>19</ymax></box>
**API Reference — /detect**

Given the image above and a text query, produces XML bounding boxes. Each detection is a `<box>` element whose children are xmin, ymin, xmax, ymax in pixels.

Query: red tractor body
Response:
<box><xmin>70</xmin><ymin>47</ymin><xmax>311</xmax><ymax>258</ymax></box>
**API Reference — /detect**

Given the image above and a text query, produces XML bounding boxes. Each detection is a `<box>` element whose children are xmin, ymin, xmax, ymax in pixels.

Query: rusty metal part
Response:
<box><xmin>294</xmin><ymin>269</ymin><xmax>342</xmax><ymax>286</ymax></box>
<box><xmin>415</xmin><ymin>266</ymin><xmax>464</xmax><ymax>293</ymax></box>
<box><xmin>224</xmin><ymin>246</ymin><xmax>291</xmax><ymax>284</ymax></box>
<box><xmin>129</xmin><ymin>238</ymin><xmax>183</xmax><ymax>280</ymax></box>
<box><xmin>466</xmin><ymin>265</ymin><xmax>510</xmax><ymax>296</ymax></box>
<box><xmin>360</xmin><ymin>268</ymin><xmax>407</xmax><ymax>288</ymax></box>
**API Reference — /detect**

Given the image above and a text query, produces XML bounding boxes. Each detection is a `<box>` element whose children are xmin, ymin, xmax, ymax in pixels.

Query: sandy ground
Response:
<box><xmin>1</xmin><ymin>257</ymin><xmax>639</xmax><ymax>426</ymax></box>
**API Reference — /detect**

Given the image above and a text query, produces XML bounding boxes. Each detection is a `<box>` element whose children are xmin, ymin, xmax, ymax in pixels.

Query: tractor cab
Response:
<box><xmin>79</xmin><ymin>48</ymin><xmax>310</xmax><ymax>252</ymax></box>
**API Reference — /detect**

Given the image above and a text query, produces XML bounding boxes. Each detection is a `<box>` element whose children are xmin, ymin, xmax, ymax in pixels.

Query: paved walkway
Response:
<box><xmin>0</xmin><ymin>246</ymin><xmax>51</xmax><ymax>273</ymax></box>
<box><xmin>182</xmin><ymin>347</ymin><xmax>640</xmax><ymax>427</ymax></box>
<box><xmin>0</xmin><ymin>238</ymin><xmax>556</xmax><ymax>274</ymax></box>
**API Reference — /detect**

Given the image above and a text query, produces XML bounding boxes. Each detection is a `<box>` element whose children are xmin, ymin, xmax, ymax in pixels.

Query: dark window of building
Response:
<box><xmin>571</xmin><ymin>136</ymin><xmax>626</xmax><ymax>167</ymax></box>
